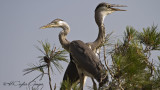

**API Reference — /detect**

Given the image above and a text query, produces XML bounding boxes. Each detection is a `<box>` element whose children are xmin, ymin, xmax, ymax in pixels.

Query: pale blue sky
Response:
<box><xmin>0</xmin><ymin>0</ymin><xmax>160</xmax><ymax>90</ymax></box>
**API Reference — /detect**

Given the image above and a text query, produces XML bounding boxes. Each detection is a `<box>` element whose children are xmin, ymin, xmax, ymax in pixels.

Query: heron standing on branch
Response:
<box><xmin>61</xmin><ymin>2</ymin><xmax>127</xmax><ymax>89</ymax></box>
<box><xmin>40</xmin><ymin>19</ymin><xmax>108</xmax><ymax>90</ymax></box>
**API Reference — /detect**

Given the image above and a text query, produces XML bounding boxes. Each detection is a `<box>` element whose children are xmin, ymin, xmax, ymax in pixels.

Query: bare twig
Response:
<box><xmin>54</xmin><ymin>83</ymin><xmax>56</xmax><ymax>90</ymax></box>
<box><xmin>47</xmin><ymin>63</ymin><xmax>53</xmax><ymax>90</ymax></box>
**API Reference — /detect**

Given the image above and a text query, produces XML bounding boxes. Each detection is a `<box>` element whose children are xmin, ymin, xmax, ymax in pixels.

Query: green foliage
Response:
<box><xmin>113</xmin><ymin>44</ymin><xmax>147</xmax><ymax>76</ymax></box>
<box><xmin>112</xmin><ymin>28</ymin><xmax>149</xmax><ymax>89</ymax></box>
<box><xmin>151</xmin><ymin>56</ymin><xmax>160</xmax><ymax>89</ymax></box>
<box><xmin>37</xmin><ymin>41</ymin><xmax>68</xmax><ymax>62</ymax></box>
<box><xmin>60</xmin><ymin>78</ymin><xmax>80</xmax><ymax>90</ymax></box>
<box><xmin>60</xmin><ymin>78</ymin><xmax>72</xmax><ymax>90</ymax></box>
<box><xmin>113</xmin><ymin>27</ymin><xmax>146</xmax><ymax>77</ymax></box>
<box><xmin>24</xmin><ymin>41</ymin><xmax>68</xmax><ymax>81</ymax></box>
<box><xmin>105</xmin><ymin>25</ymin><xmax>160</xmax><ymax>90</ymax></box>
<box><xmin>152</xmin><ymin>67</ymin><xmax>160</xmax><ymax>89</ymax></box>
<box><xmin>35</xmin><ymin>41</ymin><xmax>68</xmax><ymax>73</ymax></box>
<box><xmin>124</xmin><ymin>26</ymin><xmax>138</xmax><ymax>44</ymax></box>
<box><xmin>137</xmin><ymin>25</ymin><xmax>160</xmax><ymax>50</ymax></box>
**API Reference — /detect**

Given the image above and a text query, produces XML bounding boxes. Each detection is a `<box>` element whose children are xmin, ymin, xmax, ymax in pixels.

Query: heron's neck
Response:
<box><xmin>59</xmin><ymin>24</ymin><xmax>70</xmax><ymax>51</ymax></box>
<box><xmin>94</xmin><ymin>25</ymin><xmax>105</xmax><ymax>47</ymax></box>
<box><xmin>93</xmin><ymin>12</ymin><xmax>106</xmax><ymax>49</ymax></box>
<box><xmin>95</xmin><ymin>10</ymin><xmax>107</xmax><ymax>26</ymax></box>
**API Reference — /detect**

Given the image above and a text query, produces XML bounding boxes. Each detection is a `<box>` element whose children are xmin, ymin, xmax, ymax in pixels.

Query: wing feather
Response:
<box><xmin>70</xmin><ymin>40</ymin><xmax>105</xmax><ymax>78</ymax></box>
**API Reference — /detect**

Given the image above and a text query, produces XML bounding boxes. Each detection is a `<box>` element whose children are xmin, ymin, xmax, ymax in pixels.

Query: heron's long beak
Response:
<box><xmin>110</xmin><ymin>4</ymin><xmax>127</xmax><ymax>11</ymax></box>
<box><xmin>111</xmin><ymin>8</ymin><xmax>126</xmax><ymax>11</ymax></box>
<box><xmin>40</xmin><ymin>24</ymin><xmax>53</xmax><ymax>29</ymax></box>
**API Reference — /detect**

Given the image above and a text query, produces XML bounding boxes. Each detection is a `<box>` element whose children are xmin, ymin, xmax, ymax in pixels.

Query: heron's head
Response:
<box><xmin>95</xmin><ymin>2</ymin><xmax>127</xmax><ymax>15</ymax></box>
<box><xmin>95</xmin><ymin>2</ymin><xmax>127</xmax><ymax>25</ymax></box>
<box><xmin>40</xmin><ymin>19</ymin><xmax>67</xmax><ymax>29</ymax></box>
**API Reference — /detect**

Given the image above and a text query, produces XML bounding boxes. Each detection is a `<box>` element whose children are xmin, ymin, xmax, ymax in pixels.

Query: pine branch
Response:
<box><xmin>47</xmin><ymin>64</ymin><xmax>53</xmax><ymax>90</ymax></box>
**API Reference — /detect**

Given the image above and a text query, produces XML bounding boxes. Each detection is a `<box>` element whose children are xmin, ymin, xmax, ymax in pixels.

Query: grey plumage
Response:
<box><xmin>70</xmin><ymin>40</ymin><xmax>108</xmax><ymax>86</ymax></box>
<box><xmin>40</xmin><ymin>19</ymin><xmax>108</xmax><ymax>90</ymax></box>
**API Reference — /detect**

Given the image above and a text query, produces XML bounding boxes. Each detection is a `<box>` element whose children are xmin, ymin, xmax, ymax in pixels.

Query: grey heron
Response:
<box><xmin>40</xmin><ymin>19</ymin><xmax>108</xmax><ymax>90</ymax></box>
<box><xmin>62</xmin><ymin>2</ymin><xmax>127</xmax><ymax>89</ymax></box>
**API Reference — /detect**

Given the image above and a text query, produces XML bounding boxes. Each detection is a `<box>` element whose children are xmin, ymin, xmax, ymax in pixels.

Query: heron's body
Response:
<box><xmin>41</xmin><ymin>19</ymin><xmax>108</xmax><ymax>90</ymax></box>
<box><xmin>70</xmin><ymin>40</ymin><xmax>107</xmax><ymax>81</ymax></box>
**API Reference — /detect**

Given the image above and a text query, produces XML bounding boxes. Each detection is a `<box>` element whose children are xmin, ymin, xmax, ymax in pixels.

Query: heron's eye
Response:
<box><xmin>51</xmin><ymin>21</ymin><xmax>55</xmax><ymax>24</ymax></box>
<box><xmin>53</xmin><ymin>21</ymin><xmax>58</xmax><ymax>25</ymax></box>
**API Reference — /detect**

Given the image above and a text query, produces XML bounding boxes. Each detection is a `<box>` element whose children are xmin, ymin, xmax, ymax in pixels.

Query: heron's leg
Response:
<box><xmin>79</xmin><ymin>73</ymin><xmax>85</xmax><ymax>90</ymax></box>
<box><xmin>91</xmin><ymin>78</ymin><xmax>97</xmax><ymax>90</ymax></box>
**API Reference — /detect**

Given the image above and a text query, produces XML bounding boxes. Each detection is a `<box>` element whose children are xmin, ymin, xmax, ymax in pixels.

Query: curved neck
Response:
<box><xmin>59</xmin><ymin>24</ymin><xmax>70</xmax><ymax>51</ymax></box>
<box><xmin>91</xmin><ymin>11</ymin><xmax>106</xmax><ymax>50</ymax></box>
